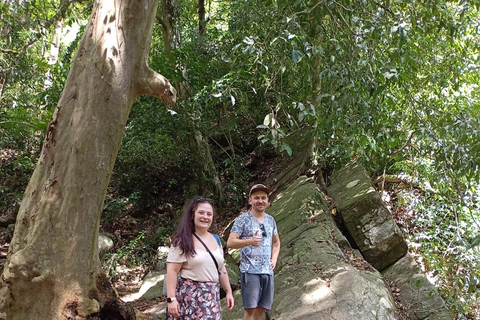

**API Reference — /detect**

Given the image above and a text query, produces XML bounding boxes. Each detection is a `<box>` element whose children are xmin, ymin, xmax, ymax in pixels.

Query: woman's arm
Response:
<box><xmin>218</xmin><ymin>265</ymin><xmax>234</xmax><ymax>310</ymax></box>
<box><xmin>166</xmin><ymin>262</ymin><xmax>183</xmax><ymax>318</ymax></box>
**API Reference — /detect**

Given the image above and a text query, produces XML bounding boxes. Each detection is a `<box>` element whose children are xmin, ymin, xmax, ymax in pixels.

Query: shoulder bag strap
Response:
<box><xmin>193</xmin><ymin>233</ymin><xmax>220</xmax><ymax>272</ymax></box>
<box><xmin>213</xmin><ymin>234</ymin><xmax>221</xmax><ymax>246</ymax></box>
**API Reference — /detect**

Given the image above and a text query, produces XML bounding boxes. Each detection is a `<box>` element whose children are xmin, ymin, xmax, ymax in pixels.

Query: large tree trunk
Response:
<box><xmin>159</xmin><ymin>0</ymin><xmax>224</xmax><ymax>203</ymax></box>
<box><xmin>0</xmin><ymin>1</ymin><xmax>175</xmax><ymax>319</ymax></box>
<box><xmin>187</xmin><ymin>125</ymin><xmax>223</xmax><ymax>200</ymax></box>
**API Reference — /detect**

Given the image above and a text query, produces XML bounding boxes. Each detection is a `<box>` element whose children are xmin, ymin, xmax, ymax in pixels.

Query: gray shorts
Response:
<box><xmin>240</xmin><ymin>273</ymin><xmax>274</xmax><ymax>310</ymax></box>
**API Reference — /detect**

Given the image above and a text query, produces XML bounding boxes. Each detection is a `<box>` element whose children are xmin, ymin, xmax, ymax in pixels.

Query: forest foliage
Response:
<box><xmin>1</xmin><ymin>0</ymin><xmax>479</xmax><ymax>318</ymax></box>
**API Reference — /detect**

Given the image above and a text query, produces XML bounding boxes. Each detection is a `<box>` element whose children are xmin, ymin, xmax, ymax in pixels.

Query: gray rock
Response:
<box><xmin>143</xmin><ymin>301</ymin><xmax>166</xmax><ymax>320</ymax></box>
<box><xmin>122</xmin><ymin>271</ymin><xmax>166</xmax><ymax>302</ymax></box>
<box><xmin>123</xmin><ymin>246</ymin><xmax>170</xmax><ymax>302</ymax></box>
<box><xmin>327</xmin><ymin>161</ymin><xmax>407</xmax><ymax>271</ymax></box>
<box><xmin>154</xmin><ymin>246</ymin><xmax>170</xmax><ymax>271</ymax></box>
<box><xmin>223</xmin><ymin>176</ymin><xmax>399</xmax><ymax>320</ymax></box>
<box><xmin>225</xmin><ymin>252</ymin><xmax>240</xmax><ymax>290</ymax></box>
<box><xmin>98</xmin><ymin>233</ymin><xmax>115</xmax><ymax>260</ymax></box>
<box><xmin>382</xmin><ymin>254</ymin><xmax>453</xmax><ymax>320</ymax></box>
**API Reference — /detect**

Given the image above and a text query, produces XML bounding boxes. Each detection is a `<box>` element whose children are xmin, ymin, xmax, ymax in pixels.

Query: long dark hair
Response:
<box><xmin>171</xmin><ymin>196</ymin><xmax>216</xmax><ymax>258</ymax></box>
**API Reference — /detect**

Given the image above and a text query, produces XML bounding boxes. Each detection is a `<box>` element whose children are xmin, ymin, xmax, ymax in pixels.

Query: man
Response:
<box><xmin>227</xmin><ymin>184</ymin><xmax>281</xmax><ymax>320</ymax></box>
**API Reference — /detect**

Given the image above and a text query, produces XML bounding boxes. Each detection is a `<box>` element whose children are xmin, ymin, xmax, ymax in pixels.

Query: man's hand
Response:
<box><xmin>251</xmin><ymin>230</ymin><xmax>262</xmax><ymax>247</ymax></box>
<box><xmin>270</xmin><ymin>258</ymin><xmax>277</xmax><ymax>270</ymax></box>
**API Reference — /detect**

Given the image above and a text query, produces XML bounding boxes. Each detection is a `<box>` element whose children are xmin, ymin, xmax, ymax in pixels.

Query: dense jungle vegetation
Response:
<box><xmin>1</xmin><ymin>0</ymin><xmax>479</xmax><ymax>318</ymax></box>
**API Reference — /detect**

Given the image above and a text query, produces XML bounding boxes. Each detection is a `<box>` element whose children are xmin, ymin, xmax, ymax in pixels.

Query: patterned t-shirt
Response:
<box><xmin>230</xmin><ymin>211</ymin><xmax>278</xmax><ymax>275</ymax></box>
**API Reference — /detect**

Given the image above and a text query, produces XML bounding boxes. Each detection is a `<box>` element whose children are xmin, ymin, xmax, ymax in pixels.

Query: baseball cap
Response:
<box><xmin>249</xmin><ymin>184</ymin><xmax>271</xmax><ymax>197</ymax></box>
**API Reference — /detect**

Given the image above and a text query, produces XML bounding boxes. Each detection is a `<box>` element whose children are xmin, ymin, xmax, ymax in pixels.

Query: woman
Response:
<box><xmin>166</xmin><ymin>196</ymin><xmax>234</xmax><ymax>319</ymax></box>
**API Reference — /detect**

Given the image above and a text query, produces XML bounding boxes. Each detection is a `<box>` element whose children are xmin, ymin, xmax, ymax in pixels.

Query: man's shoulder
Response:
<box><xmin>232</xmin><ymin>212</ymin><xmax>250</xmax><ymax>225</ymax></box>
<box><xmin>265</xmin><ymin>213</ymin><xmax>277</xmax><ymax>222</ymax></box>
<box><xmin>239</xmin><ymin>211</ymin><xmax>250</xmax><ymax>217</ymax></box>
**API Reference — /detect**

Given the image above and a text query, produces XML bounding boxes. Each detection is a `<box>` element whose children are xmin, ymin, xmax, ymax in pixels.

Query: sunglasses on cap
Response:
<box><xmin>194</xmin><ymin>196</ymin><xmax>214</xmax><ymax>205</ymax></box>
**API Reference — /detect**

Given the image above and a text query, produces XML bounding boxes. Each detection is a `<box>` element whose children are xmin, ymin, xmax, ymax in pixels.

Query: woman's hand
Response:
<box><xmin>167</xmin><ymin>300</ymin><xmax>180</xmax><ymax>319</ymax></box>
<box><xmin>165</xmin><ymin>262</ymin><xmax>183</xmax><ymax>319</ymax></box>
<box><xmin>218</xmin><ymin>265</ymin><xmax>234</xmax><ymax>311</ymax></box>
<box><xmin>226</xmin><ymin>292</ymin><xmax>234</xmax><ymax>311</ymax></box>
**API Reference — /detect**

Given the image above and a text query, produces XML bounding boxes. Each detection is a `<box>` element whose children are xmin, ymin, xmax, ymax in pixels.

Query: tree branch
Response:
<box><xmin>371</xmin><ymin>0</ymin><xmax>394</xmax><ymax>16</ymax></box>
<box><xmin>137</xmin><ymin>66</ymin><xmax>177</xmax><ymax>106</ymax></box>
<box><xmin>389</xmin><ymin>130</ymin><xmax>419</xmax><ymax>157</ymax></box>
<box><xmin>372</xmin><ymin>175</ymin><xmax>424</xmax><ymax>193</ymax></box>
<box><xmin>0</xmin><ymin>48</ymin><xmax>17</xmax><ymax>54</ymax></box>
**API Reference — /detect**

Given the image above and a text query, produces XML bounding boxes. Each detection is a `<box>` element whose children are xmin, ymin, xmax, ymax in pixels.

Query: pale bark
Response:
<box><xmin>0</xmin><ymin>0</ymin><xmax>175</xmax><ymax>319</ymax></box>
<box><xmin>47</xmin><ymin>19</ymin><xmax>63</xmax><ymax>66</ymax></box>
<box><xmin>44</xmin><ymin>19</ymin><xmax>63</xmax><ymax>89</ymax></box>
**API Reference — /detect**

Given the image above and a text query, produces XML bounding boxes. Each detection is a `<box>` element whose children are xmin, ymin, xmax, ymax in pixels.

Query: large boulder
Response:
<box><xmin>223</xmin><ymin>177</ymin><xmax>400</xmax><ymax>320</ymax></box>
<box><xmin>382</xmin><ymin>254</ymin><xmax>453</xmax><ymax>320</ymax></box>
<box><xmin>326</xmin><ymin>162</ymin><xmax>407</xmax><ymax>271</ymax></box>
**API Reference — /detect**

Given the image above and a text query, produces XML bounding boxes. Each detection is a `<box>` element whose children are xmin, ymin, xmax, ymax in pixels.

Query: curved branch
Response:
<box><xmin>372</xmin><ymin>175</ymin><xmax>425</xmax><ymax>194</ymax></box>
<box><xmin>137</xmin><ymin>66</ymin><xmax>177</xmax><ymax>106</ymax></box>
<box><xmin>389</xmin><ymin>130</ymin><xmax>419</xmax><ymax>157</ymax></box>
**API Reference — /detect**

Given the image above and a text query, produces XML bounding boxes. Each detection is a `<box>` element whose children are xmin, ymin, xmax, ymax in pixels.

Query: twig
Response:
<box><xmin>371</xmin><ymin>0</ymin><xmax>394</xmax><ymax>16</ymax></box>
<box><xmin>389</xmin><ymin>130</ymin><xmax>418</xmax><ymax>157</ymax></box>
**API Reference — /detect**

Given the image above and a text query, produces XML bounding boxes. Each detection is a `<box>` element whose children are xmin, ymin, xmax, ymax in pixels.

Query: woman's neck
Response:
<box><xmin>195</xmin><ymin>229</ymin><xmax>209</xmax><ymax>237</ymax></box>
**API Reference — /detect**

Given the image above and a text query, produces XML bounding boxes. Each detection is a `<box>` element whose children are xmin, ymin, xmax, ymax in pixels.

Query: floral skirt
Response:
<box><xmin>166</xmin><ymin>277</ymin><xmax>222</xmax><ymax>320</ymax></box>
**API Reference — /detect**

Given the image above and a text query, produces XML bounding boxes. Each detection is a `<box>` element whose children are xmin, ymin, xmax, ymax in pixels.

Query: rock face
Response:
<box><xmin>223</xmin><ymin>177</ymin><xmax>399</xmax><ymax>320</ymax></box>
<box><xmin>383</xmin><ymin>254</ymin><xmax>453</xmax><ymax>320</ymax></box>
<box><xmin>133</xmin><ymin>157</ymin><xmax>452</xmax><ymax>320</ymax></box>
<box><xmin>326</xmin><ymin>162</ymin><xmax>408</xmax><ymax>271</ymax></box>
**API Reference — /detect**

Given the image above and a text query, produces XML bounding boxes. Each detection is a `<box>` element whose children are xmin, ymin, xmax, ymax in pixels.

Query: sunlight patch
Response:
<box><xmin>121</xmin><ymin>273</ymin><xmax>165</xmax><ymax>302</ymax></box>
<box><xmin>346</xmin><ymin>180</ymin><xmax>359</xmax><ymax>188</ymax></box>
<box><xmin>300</xmin><ymin>279</ymin><xmax>330</xmax><ymax>304</ymax></box>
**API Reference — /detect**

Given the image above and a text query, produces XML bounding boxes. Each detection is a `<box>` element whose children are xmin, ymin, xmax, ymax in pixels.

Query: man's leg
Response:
<box><xmin>253</xmin><ymin>306</ymin><xmax>265</xmax><ymax>320</ymax></box>
<box><xmin>243</xmin><ymin>308</ymin><xmax>256</xmax><ymax>320</ymax></box>
<box><xmin>243</xmin><ymin>307</ymin><xmax>264</xmax><ymax>320</ymax></box>
<box><xmin>241</xmin><ymin>273</ymin><xmax>262</xmax><ymax>320</ymax></box>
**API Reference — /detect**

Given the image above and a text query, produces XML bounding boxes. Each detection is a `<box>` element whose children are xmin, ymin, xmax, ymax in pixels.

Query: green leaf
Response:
<box><xmin>263</xmin><ymin>113</ymin><xmax>273</xmax><ymax>126</ymax></box>
<box><xmin>282</xmin><ymin>143</ymin><xmax>292</xmax><ymax>156</ymax></box>
<box><xmin>243</xmin><ymin>37</ymin><xmax>254</xmax><ymax>45</ymax></box>
<box><xmin>466</xmin><ymin>235</ymin><xmax>480</xmax><ymax>250</ymax></box>
<box><xmin>292</xmin><ymin>50</ymin><xmax>302</xmax><ymax>64</ymax></box>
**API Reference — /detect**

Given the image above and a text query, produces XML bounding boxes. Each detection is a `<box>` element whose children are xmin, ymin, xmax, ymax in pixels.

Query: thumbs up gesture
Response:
<box><xmin>251</xmin><ymin>230</ymin><xmax>262</xmax><ymax>247</ymax></box>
